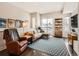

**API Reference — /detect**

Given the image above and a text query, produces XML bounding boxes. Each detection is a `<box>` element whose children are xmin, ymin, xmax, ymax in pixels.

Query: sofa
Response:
<box><xmin>23</xmin><ymin>30</ymin><xmax>42</xmax><ymax>42</ymax></box>
<box><xmin>33</xmin><ymin>33</ymin><xmax>42</xmax><ymax>41</ymax></box>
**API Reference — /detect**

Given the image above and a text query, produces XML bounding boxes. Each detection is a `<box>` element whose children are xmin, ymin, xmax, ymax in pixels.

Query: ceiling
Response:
<box><xmin>8</xmin><ymin>2</ymin><xmax>78</xmax><ymax>14</ymax></box>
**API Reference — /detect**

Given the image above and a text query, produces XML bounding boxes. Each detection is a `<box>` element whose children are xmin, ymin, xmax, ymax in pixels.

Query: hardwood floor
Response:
<box><xmin>0</xmin><ymin>47</ymin><xmax>49</xmax><ymax>56</ymax></box>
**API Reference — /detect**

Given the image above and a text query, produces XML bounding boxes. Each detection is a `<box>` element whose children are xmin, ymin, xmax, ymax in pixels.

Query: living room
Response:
<box><xmin>0</xmin><ymin>2</ymin><xmax>79</xmax><ymax>56</ymax></box>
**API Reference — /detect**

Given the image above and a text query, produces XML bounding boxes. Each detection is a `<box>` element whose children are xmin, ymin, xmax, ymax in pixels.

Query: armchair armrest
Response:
<box><xmin>20</xmin><ymin>37</ymin><xmax>27</xmax><ymax>41</ymax></box>
<box><xmin>7</xmin><ymin>41</ymin><xmax>21</xmax><ymax>48</ymax></box>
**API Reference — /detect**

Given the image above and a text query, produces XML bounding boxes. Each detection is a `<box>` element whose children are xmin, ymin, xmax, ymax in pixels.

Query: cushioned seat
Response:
<box><xmin>3</xmin><ymin>28</ymin><xmax>28</xmax><ymax>55</ymax></box>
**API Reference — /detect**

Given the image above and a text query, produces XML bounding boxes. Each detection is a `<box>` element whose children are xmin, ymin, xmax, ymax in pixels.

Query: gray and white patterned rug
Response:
<box><xmin>28</xmin><ymin>36</ymin><xmax>70</xmax><ymax>56</ymax></box>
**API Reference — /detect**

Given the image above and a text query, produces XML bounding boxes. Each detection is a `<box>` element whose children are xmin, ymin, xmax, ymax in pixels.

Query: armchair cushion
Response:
<box><xmin>24</xmin><ymin>32</ymin><xmax>33</xmax><ymax>36</ymax></box>
<box><xmin>18</xmin><ymin>40</ymin><xmax>28</xmax><ymax>47</ymax></box>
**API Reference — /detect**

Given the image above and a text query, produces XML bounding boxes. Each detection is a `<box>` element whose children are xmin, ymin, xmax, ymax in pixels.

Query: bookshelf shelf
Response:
<box><xmin>54</xmin><ymin>18</ymin><xmax>62</xmax><ymax>37</ymax></box>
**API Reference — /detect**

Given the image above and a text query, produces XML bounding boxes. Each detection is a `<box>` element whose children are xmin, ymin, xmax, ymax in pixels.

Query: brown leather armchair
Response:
<box><xmin>3</xmin><ymin>29</ymin><xmax>28</xmax><ymax>55</ymax></box>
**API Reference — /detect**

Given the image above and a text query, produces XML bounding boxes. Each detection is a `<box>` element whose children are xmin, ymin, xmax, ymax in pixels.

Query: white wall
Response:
<box><xmin>31</xmin><ymin>12</ymin><xmax>41</xmax><ymax>28</ymax></box>
<box><xmin>74</xmin><ymin>3</ymin><xmax>79</xmax><ymax>55</ymax></box>
<box><xmin>71</xmin><ymin>4</ymin><xmax>79</xmax><ymax>55</ymax></box>
<box><xmin>63</xmin><ymin>3</ymin><xmax>79</xmax><ymax>55</ymax></box>
<box><xmin>78</xmin><ymin>3</ymin><xmax>79</xmax><ymax>55</ymax></box>
<box><xmin>41</xmin><ymin>11</ymin><xmax>62</xmax><ymax>19</ymax></box>
<box><xmin>63</xmin><ymin>2</ymin><xmax>78</xmax><ymax>14</ymax></box>
<box><xmin>0</xmin><ymin>3</ymin><xmax>30</xmax><ymax>20</ymax></box>
<box><xmin>62</xmin><ymin>16</ymin><xmax>71</xmax><ymax>37</ymax></box>
<box><xmin>37</xmin><ymin>13</ymin><xmax>41</xmax><ymax>27</ymax></box>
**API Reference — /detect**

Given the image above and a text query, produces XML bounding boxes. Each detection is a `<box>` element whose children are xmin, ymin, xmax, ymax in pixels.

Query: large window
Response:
<box><xmin>41</xmin><ymin>18</ymin><xmax>53</xmax><ymax>28</ymax></box>
<box><xmin>41</xmin><ymin>18</ymin><xmax>54</xmax><ymax>34</ymax></box>
<box><xmin>41</xmin><ymin>19</ymin><xmax>48</xmax><ymax>27</ymax></box>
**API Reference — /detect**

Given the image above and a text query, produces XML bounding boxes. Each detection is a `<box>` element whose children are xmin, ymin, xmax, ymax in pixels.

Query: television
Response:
<box><xmin>71</xmin><ymin>14</ymin><xmax>78</xmax><ymax>28</ymax></box>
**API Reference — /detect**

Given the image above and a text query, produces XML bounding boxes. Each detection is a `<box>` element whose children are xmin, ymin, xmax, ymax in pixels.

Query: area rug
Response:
<box><xmin>28</xmin><ymin>37</ymin><xmax>70</xmax><ymax>56</ymax></box>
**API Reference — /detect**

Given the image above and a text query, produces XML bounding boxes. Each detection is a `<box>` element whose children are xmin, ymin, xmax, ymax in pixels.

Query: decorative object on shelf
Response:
<box><xmin>0</xmin><ymin>18</ymin><xmax>6</xmax><ymax>28</ymax></box>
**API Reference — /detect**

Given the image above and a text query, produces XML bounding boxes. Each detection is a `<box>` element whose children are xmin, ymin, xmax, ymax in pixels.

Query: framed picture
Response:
<box><xmin>22</xmin><ymin>20</ymin><xmax>28</xmax><ymax>28</ymax></box>
<box><xmin>15</xmin><ymin>20</ymin><xmax>22</xmax><ymax>28</ymax></box>
<box><xmin>8</xmin><ymin>19</ymin><xmax>15</xmax><ymax>28</ymax></box>
<box><xmin>0</xmin><ymin>18</ymin><xmax>6</xmax><ymax>28</ymax></box>
<box><xmin>20</xmin><ymin>21</ymin><xmax>24</xmax><ymax>27</ymax></box>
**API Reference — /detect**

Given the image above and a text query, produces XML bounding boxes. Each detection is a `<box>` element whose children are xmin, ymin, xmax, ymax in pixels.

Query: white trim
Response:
<box><xmin>65</xmin><ymin>40</ymin><xmax>72</xmax><ymax>56</ymax></box>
